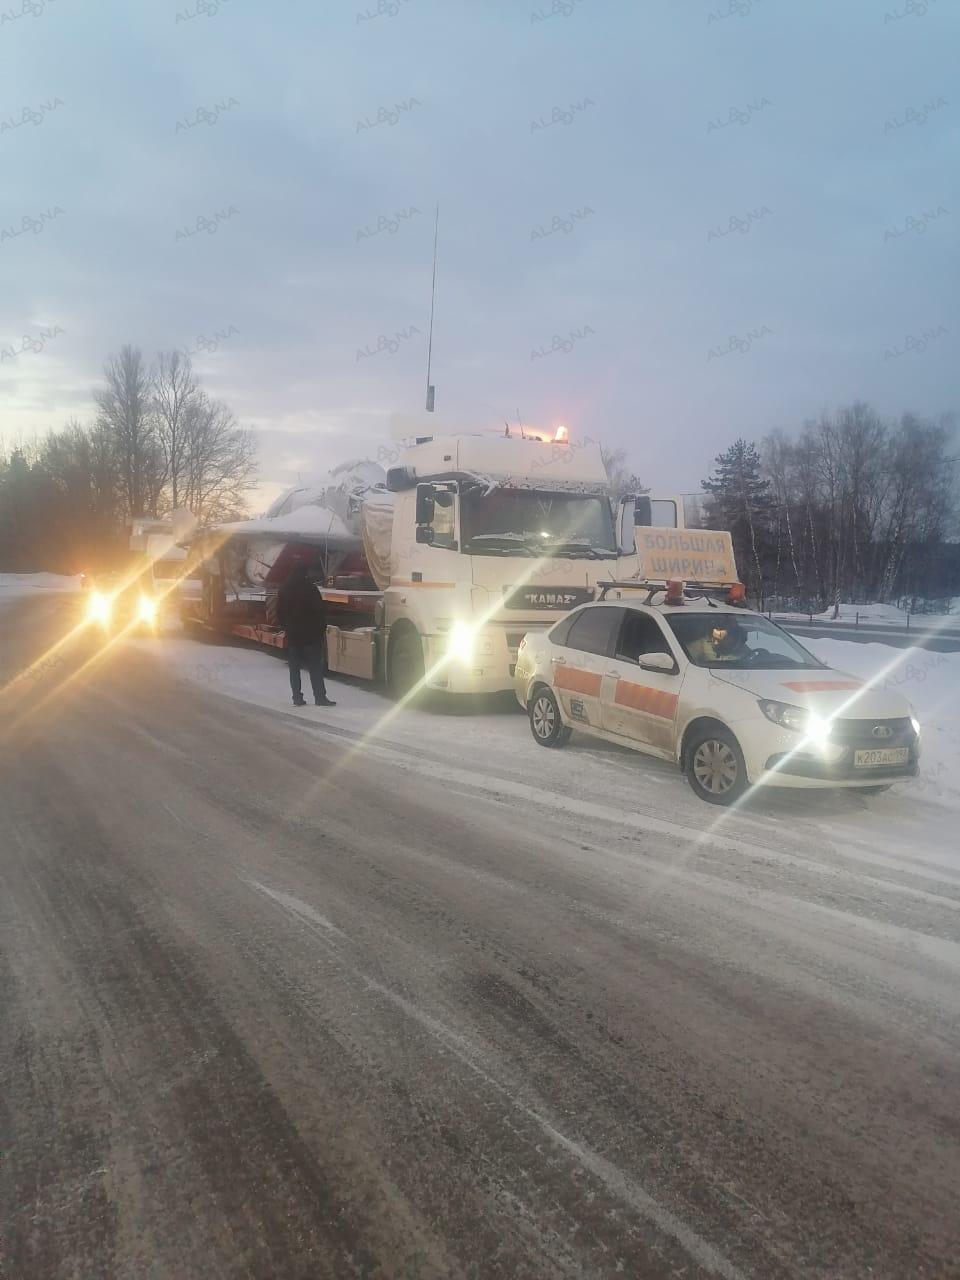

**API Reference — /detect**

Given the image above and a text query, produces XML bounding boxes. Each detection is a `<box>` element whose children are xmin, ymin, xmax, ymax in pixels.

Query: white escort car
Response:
<box><xmin>514</xmin><ymin>583</ymin><xmax>921</xmax><ymax>805</ymax></box>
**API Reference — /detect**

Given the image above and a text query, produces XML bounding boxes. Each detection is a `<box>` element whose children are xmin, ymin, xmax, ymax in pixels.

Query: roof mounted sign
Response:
<box><xmin>634</xmin><ymin>527</ymin><xmax>738</xmax><ymax>584</ymax></box>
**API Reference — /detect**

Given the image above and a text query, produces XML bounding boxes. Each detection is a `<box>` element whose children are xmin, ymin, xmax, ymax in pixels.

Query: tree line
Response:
<box><xmin>0</xmin><ymin>346</ymin><xmax>256</xmax><ymax>573</ymax></box>
<box><xmin>702</xmin><ymin>403</ymin><xmax>958</xmax><ymax>612</ymax></box>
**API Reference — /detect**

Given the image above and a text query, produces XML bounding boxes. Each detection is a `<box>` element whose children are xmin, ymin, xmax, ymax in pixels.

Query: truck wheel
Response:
<box><xmin>529</xmin><ymin>687</ymin><xmax>570</xmax><ymax>748</ymax></box>
<box><xmin>685</xmin><ymin>725</ymin><xmax>747</xmax><ymax>805</ymax></box>
<box><xmin>388</xmin><ymin>627</ymin><xmax>425</xmax><ymax>700</ymax></box>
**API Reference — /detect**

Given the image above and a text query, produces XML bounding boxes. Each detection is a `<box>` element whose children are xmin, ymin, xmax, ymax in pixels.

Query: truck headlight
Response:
<box><xmin>758</xmin><ymin>698</ymin><xmax>832</xmax><ymax>746</ymax></box>
<box><xmin>87</xmin><ymin>591</ymin><xmax>111</xmax><ymax>626</ymax></box>
<box><xmin>447</xmin><ymin>620</ymin><xmax>475</xmax><ymax>663</ymax></box>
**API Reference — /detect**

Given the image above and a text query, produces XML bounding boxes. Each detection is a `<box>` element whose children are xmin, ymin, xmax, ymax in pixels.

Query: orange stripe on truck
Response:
<box><xmin>781</xmin><ymin>679</ymin><xmax>861</xmax><ymax>692</ymax></box>
<box><xmin>614</xmin><ymin>680</ymin><xmax>679</xmax><ymax>719</ymax></box>
<box><xmin>554</xmin><ymin>664</ymin><xmax>603</xmax><ymax>697</ymax></box>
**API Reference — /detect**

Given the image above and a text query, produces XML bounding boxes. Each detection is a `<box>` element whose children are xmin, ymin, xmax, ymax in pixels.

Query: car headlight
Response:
<box><xmin>138</xmin><ymin>595</ymin><xmax>158</xmax><ymax>623</ymax></box>
<box><xmin>87</xmin><ymin>591</ymin><xmax>111</xmax><ymax>625</ymax></box>
<box><xmin>910</xmin><ymin>713</ymin><xmax>921</xmax><ymax>738</ymax></box>
<box><xmin>758</xmin><ymin>698</ymin><xmax>833</xmax><ymax>746</ymax></box>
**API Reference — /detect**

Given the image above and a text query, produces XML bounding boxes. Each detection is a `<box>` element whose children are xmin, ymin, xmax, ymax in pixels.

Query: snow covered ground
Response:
<box><xmin>776</xmin><ymin>600</ymin><xmax>960</xmax><ymax>625</ymax></box>
<box><xmin>0</xmin><ymin>573</ymin><xmax>82</xmax><ymax>597</ymax></box>
<box><xmin>128</xmin><ymin>626</ymin><xmax>959</xmax><ymax>890</ymax></box>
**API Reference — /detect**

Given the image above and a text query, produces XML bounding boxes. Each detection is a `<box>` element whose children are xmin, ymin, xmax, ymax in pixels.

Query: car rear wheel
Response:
<box><xmin>685</xmin><ymin>726</ymin><xmax>747</xmax><ymax>805</ymax></box>
<box><xmin>529</xmin><ymin>687</ymin><xmax>570</xmax><ymax>748</ymax></box>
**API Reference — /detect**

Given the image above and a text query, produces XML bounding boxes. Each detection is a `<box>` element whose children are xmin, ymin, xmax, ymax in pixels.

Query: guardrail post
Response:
<box><xmin>855</xmin><ymin>611</ymin><xmax>859</xmax><ymax>627</ymax></box>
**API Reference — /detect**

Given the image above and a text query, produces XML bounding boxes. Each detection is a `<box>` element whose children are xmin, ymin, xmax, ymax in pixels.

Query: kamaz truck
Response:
<box><xmin>181</xmin><ymin>426</ymin><xmax>689</xmax><ymax>697</ymax></box>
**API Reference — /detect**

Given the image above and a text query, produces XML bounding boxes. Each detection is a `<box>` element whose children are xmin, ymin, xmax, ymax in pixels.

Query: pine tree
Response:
<box><xmin>702</xmin><ymin>439</ymin><xmax>772</xmax><ymax>602</ymax></box>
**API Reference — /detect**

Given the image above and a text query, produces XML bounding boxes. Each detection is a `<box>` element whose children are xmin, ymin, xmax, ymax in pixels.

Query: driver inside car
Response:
<box><xmin>686</xmin><ymin>617</ymin><xmax>749</xmax><ymax>664</ymax></box>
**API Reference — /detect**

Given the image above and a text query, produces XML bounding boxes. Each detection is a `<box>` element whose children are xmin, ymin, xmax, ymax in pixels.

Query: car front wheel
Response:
<box><xmin>529</xmin><ymin>687</ymin><xmax>571</xmax><ymax>748</ymax></box>
<box><xmin>685</xmin><ymin>726</ymin><xmax>748</xmax><ymax>805</ymax></box>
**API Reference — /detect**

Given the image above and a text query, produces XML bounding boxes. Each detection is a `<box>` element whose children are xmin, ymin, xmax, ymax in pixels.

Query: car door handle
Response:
<box><xmin>606</xmin><ymin>670</ymin><xmax>620</xmax><ymax>677</ymax></box>
<box><xmin>554</xmin><ymin>656</ymin><xmax>566</xmax><ymax>665</ymax></box>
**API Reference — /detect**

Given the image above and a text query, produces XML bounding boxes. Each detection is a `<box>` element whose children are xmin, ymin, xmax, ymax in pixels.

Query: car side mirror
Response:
<box><xmin>415</xmin><ymin>483</ymin><xmax>436</xmax><ymax>526</ymax></box>
<box><xmin>638</xmin><ymin>651</ymin><xmax>677</xmax><ymax>674</ymax></box>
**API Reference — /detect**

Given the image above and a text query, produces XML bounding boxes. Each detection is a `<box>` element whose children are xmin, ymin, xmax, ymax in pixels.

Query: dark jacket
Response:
<box><xmin>276</xmin><ymin>566</ymin><xmax>327</xmax><ymax>646</ymax></box>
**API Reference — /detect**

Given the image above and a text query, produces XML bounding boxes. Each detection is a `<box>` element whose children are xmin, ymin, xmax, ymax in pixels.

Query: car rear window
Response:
<box><xmin>564</xmin><ymin>606</ymin><xmax>624</xmax><ymax>657</ymax></box>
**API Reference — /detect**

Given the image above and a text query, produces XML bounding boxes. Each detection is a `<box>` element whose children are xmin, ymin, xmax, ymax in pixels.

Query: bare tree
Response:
<box><xmin>94</xmin><ymin>346</ymin><xmax>163</xmax><ymax>517</ymax></box>
<box><xmin>181</xmin><ymin>394</ymin><xmax>257</xmax><ymax>524</ymax></box>
<box><xmin>601</xmin><ymin>446</ymin><xmax>645</xmax><ymax>497</ymax></box>
<box><xmin>154</xmin><ymin>350</ymin><xmax>201</xmax><ymax>511</ymax></box>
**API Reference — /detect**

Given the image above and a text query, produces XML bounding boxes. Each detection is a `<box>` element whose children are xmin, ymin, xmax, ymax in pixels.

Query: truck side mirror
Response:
<box><xmin>415</xmin><ymin>483</ymin><xmax>436</xmax><ymax>526</ymax></box>
<box><xmin>633</xmin><ymin>495</ymin><xmax>653</xmax><ymax>527</ymax></box>
<box><xmin>415</xmin><ymin>526</ymin><xmax>435</xmax><ymax>545</ymax></box>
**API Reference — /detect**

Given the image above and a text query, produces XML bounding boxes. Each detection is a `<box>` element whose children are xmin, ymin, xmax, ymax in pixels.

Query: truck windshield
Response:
<box><xmin>461</xmin><ymin>487</ymin><xmax>617</xmax><ymax>556</ymax></box>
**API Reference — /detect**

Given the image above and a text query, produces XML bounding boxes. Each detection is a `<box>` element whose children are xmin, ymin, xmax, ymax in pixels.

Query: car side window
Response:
<box><xmin>564</xmin><ymin>606</ymin><xmax>624</xmax><ymax>657</ymax></box>
<box><xmin>548</xmin><ymin>611</ymin><xmax>579</xmax><ymax>646</ymax></box>
<box><xmin>616</xmin><ymin>611</ymin><xmax>672</xmax><ymax>663</ymax></box>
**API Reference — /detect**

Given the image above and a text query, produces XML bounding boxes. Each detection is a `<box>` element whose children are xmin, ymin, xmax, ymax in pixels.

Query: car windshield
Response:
<box><xmin>461</xmin><ymin>487</ymin><xmax>617</xmax><ymax>556</ymax></box>
<box><xmin>666</xmin><ymin>612</ymin><xmax>826</xmax><ymax>670</ymax></box>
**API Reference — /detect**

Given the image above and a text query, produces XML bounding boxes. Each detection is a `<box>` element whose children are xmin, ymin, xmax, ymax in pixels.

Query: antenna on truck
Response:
<box><xmin>425</xmin><ymin>203</ymin><xmax>439</xmax><ymax>413</ymax></box>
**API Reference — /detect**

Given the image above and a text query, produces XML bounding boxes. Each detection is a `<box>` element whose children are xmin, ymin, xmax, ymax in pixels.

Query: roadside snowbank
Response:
<box><xmin>0</xmin><ymin>573</ymin><xmax>82</xmax><ymax>597</ymax></box>
<box><xmin>777</xmin><ymin>602</ymin><xmax>959</xmax><ymax>625</ymax></box>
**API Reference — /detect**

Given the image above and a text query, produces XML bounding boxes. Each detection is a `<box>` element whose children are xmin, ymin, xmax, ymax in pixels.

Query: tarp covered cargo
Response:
<box><xmin>360</xmin><ymin>492</ymin><xmax>395</xmax><ymax>590</ymax></box>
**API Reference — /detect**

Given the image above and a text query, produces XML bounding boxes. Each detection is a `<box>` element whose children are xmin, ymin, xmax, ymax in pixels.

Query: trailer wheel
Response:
<box><xmin>388</xmin><ymin>626</ymin><xmax>425</xmax><ymax>700</ymax></box>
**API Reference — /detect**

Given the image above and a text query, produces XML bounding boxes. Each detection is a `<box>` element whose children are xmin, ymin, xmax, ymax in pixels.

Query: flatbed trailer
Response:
<box><xmin>181</xmin><ymin>582</ymin><xmax>389</xmax><ymax>680</ymax></box>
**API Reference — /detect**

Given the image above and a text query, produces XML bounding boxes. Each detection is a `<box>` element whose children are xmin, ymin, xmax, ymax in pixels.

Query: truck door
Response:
<box><xmin>552</xmin><ymin>606</ymin><xmax>624</xmax><ymax>730</ymax></box>
<box><xmin>601</xmin><ymin>610</ymin><xmax>682</xmax><ymax>755</ymax></box>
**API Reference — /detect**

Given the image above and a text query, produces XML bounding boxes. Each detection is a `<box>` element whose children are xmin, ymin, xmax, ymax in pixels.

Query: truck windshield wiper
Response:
<box><xmin>464</xmin><ymin>535</ymin><xmax>536</xmax><ymax>555</ymax></box>
<box><xmin>468</xmin><ymin>533</ymin><xmax>532</xmax><ymax>546</ymax></box>
<box><xmin>525</xmin><ymin>539</ymin><xmax>617</xmax><ymax>559</ymax></box>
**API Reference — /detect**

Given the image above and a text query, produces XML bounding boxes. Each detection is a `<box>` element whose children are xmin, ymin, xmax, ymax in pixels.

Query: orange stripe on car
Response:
<box><xmin>781</xmin><ymin>679</ymin><xmax>862</xmax><ymax>692</ymax></box>
<box><xmin>614</xmin><ymin>680</ymin><xmax>679</xmax><ymax>719</ymax></box>
<box><xmin>554</xmin><ymin>664</ymin><xmax>603</xmax><ymax>697</ymax></box>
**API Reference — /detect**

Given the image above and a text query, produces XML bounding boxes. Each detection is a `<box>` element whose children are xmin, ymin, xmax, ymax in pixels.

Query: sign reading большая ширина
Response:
<box><xmin>635</xmin><ymin>528</ymin><xmax>738</xmax><ymax>583</ymax></box>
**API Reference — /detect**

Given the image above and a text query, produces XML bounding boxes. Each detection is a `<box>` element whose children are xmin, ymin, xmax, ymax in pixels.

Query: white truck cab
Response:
<box><xmin>378</xmin><ymin>431</ymin><xmax>683</xmax><ymax>696</ymax></box>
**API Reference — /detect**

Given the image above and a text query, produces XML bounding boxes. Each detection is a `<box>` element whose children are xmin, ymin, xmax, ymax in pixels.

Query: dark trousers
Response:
<box><xmin>287</xmin><ymin>640</ymin><xmax>327</xmax><ymax>702</ymax></box>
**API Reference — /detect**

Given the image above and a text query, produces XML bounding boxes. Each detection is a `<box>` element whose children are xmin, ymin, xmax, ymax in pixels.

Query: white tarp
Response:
<box><xmin>360</xmin><ymin>493</ymin><xmax>395</xmax><ymax>590</ymax></box>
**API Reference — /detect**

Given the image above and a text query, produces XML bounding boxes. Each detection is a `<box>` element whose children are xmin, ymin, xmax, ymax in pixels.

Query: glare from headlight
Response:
<box><xmin>758</xmin><ymin>698</ymin><xmax>833</xmax><ymax>747</ymax></box>
<box><xmin>446</xmin><ymin>620</ymin><xmax>475</xmax><ymax>663</ymax></box>
<box><xmin>803</xmin><ymin>713</ymin><xmax>832</xmax><ymax>749</ymax></box>
<box><xmin>87</xmin><ymin>591</ymin><xmax>111</xmax><ymax>626</ymax></box>
<box><xmin>138</xmin><ymin>595</ymin><xmax>158</xmax><ymax>624</ymax></box>
<box><xmin>910</xmin><ymin>714</ymin><xmax>921</xmax><ymax>738</ymax></box>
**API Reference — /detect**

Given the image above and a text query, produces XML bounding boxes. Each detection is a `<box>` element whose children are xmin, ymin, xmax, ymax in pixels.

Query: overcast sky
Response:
<box><xmin>1</xmin><ymin>0</ymin><xmax>957</xmax><ymax>510</ymax></box>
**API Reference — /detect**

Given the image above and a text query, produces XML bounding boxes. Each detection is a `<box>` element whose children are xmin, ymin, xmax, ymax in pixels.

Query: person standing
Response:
<box><xmin>275</xmin><ymin>562</ymin><xmax>336</xmax><ymax>707</ymax></box>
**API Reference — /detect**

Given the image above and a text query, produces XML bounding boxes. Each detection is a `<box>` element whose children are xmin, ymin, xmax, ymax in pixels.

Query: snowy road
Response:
<box><xmin>2</xmin><ymin>596</ymin><xmax>959</xmax><ymax>1279</ymax></box>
